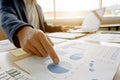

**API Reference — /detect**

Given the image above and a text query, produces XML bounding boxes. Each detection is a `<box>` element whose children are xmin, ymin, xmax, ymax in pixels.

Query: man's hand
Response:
<box><xmin>60</xmin><ymin>25</ymin><xmax>74</xmax><ymax>32</ymax></box>
<box><xmin>17</xmin><ymin>26</ymin><xmax>59</xmax><ymax>64</ymax></box>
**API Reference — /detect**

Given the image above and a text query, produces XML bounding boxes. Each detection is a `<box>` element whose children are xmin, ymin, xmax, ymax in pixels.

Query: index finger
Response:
<box><xmin>38</xmin><ymin>31</ymin><xmax>59</xmax><ymax>64</ymax></box>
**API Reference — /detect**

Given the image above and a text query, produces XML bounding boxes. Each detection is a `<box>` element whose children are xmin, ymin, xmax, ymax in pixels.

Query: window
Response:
<box><xmin>37</xmin><ymin>0</ymin><xmax>120</xmax><ymax>19</ymax></box>
<box><xmin>56</xmin><ymin>0</ymin><xmax>100</xmax><ymax>19</ymax></box>
<box><xmin>102</xmin><ymin>0</ymin><xmax>120</xmax><ymax>17</ymax></box>
<box><xmin>37</xmin><ymin>0</ymin><xmax>54</xmax><ymax>19</ymax></box>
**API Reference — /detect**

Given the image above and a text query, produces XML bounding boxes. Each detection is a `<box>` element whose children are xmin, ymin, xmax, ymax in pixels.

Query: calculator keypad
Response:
<box><xmin>0</xmin><ymin>68</ymin><xmax>32</xmax><ymax>80</ymax></box>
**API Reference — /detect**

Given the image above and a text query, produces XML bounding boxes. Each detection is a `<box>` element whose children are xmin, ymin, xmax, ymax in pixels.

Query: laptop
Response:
<box><xmin>47</xmin><ymin>8</ymin><xmax>105</xmax><ymax>40</ymax></box>
<box><xmin>68</xmin><ymin>8</ymin><xmax>105</xmax><ymax>33</ymax></box>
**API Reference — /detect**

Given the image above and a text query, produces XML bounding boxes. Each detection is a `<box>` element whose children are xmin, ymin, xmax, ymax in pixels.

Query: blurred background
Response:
<box><xmin>37</xmin><ymin>0</ymin><xmax>120</xmax><ymax>25</ymax></box>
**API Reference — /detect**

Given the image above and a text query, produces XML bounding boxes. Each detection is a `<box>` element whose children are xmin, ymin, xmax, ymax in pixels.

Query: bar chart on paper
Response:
<box><xmin>15</xmin><ymin>41</ymin><xmax>120</xmax><ymax>80</ymax></box>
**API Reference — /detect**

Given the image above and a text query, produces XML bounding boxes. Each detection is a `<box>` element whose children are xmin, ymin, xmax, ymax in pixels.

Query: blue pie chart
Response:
<box><xmin>47</xmin><ymin>61</ymin><xmax>71</xmax><ymax>74</ymax></box>
<box><xmin>70</xmin><ymin>53</ymin><xmax>83</xmax><ymax>60</ymax></box>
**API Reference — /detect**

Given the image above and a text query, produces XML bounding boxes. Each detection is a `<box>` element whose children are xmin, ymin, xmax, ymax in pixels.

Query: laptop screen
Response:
<box><xmin>81</xmin><ymin>8</ymin><xmax>105</xmax><ymax>32</ymax></box>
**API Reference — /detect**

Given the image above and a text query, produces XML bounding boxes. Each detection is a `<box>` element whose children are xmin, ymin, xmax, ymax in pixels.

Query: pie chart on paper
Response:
<box><xmin>70</xmin><ymin>53</ymin><xmax>84</xmax><ymax>60</ymax></box>
<box><xmin>47</xmin><ymin>61</ymin><xmax>72</xmax><ymax>74</ymax></box>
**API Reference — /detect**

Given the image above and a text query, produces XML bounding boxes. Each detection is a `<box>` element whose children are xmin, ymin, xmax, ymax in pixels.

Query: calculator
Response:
<box><xmin>0</xmin><ymin>68</ymin><xmax>32</xmax><ymax>80</ymax></box>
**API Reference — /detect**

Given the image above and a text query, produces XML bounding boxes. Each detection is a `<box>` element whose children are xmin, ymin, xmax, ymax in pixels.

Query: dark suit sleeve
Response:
<box><xmin>0</xmin><ymin>0</ymin><xmax>32</xmax><ymax>47</ymax></box>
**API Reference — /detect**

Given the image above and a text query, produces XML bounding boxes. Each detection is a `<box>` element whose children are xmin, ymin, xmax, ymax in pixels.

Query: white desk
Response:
<box><xmin>0</xmin><ymin>35</ymin><xmax>120</xmax><ymax>80</ymax></box>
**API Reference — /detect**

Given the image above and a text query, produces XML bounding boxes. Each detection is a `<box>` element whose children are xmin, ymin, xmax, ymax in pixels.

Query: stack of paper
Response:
<box><xmin>49</xmin><ymin>37</ymin><xmax>66</xmax><ymax>44</ymax></box>
<box><xmin>81</xmin><ymin>33</ymin><xmax>120</xmax><ymax>43</ymax></box>
<box><xmin>0</xmin><ymin>39</ymin><xmax>16</xmax><ymax>52</ymax></box>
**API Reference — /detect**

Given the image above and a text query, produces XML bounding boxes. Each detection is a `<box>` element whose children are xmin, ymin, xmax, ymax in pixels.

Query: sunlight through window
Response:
<box><xmin>36</xmin><ymin>0</ymin><xmax>120</xmax><ymax>19</ymax></box>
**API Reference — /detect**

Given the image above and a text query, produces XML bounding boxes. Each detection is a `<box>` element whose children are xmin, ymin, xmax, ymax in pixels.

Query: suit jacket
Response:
<box><xmin>0</xmin><ymin>0</ymin><xmax>62</xmax><ymax>47</ymax></box>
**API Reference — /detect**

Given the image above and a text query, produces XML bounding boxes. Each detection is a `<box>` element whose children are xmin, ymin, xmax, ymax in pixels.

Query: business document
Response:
<box><xmin>80</xmin><ymin>33</ymin><xmax>120</xmax><ymax>43</ymax></box>
<box><xmin>15</xmin><ymin>40</ymin><xmax>120</xmax><ymax>80</ymax></box>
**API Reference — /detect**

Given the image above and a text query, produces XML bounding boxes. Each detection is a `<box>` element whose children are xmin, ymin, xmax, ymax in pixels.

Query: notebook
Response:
<box><xmin>47</xmin><ymin>32</ymin><xmax>85</xmax><ymax>40</ymax></box>
<box><xmin>68</xmin><ymin>8</ymin><xmax>105</xmax><ymax>33</ymax></box>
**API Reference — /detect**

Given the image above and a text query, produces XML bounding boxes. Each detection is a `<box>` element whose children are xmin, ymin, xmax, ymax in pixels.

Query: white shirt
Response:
<box><xmin>23</xmin><ymin>0</ymin><xmax>40</xmax><ymax>29</ymax></box>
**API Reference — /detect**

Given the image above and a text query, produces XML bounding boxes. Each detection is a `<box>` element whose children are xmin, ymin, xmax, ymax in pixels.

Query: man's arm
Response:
<box><xmin>0</xmin><ymin>0</ymin><xmax>59</xmax><ymax>64</ymax></box>
<box><xmin>0</xmin><ymin>0</ymin><xmax>32</xmax><ymax>47</ymax></box>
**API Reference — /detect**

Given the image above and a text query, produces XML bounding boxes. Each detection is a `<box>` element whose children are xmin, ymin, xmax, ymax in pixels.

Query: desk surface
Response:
<box><xmin>0</xmin><ymin>51</ymin><xmax>31</xmax><ymax>72</ymax></box>
<box><xmin>0</xmin><ymin>35</ymin><xmax>120</xmax><ymax>80</ymax></box>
